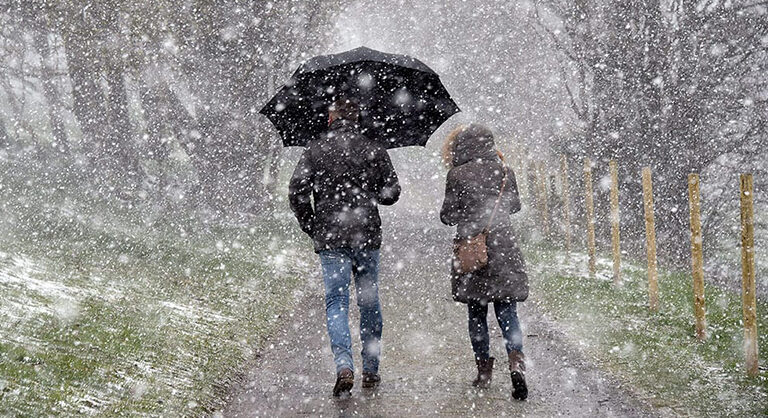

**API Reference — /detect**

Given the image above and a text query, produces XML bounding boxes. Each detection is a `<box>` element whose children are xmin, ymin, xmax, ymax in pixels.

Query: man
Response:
<box><xmin>288</xmin><ymin>97</ymin><xmax>400</xmax><ymax>397</ymax></box>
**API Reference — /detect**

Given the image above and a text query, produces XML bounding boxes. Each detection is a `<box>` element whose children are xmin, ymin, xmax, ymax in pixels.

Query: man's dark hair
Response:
<box><xmin>329</xmin><ymin>97</ymin><xmax>360</xmax><ymax>121</ymax></box>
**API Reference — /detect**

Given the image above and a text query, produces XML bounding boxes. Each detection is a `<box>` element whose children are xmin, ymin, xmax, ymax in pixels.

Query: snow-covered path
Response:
<box><xmin>222</xmin><ymin>228</ymin><xmax>654</xmax><ymax>417</ymax></box>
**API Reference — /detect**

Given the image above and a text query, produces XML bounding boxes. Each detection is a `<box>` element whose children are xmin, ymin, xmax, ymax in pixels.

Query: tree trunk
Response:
<box><xmin>263</xmin><ymin>143</ymin><xmax>283</xmax><ymax>213</ymax></box>
<box><xmin>105</xmin><ymin>56</ymin><xmax>141</xmax><ymax>184</ymax></box>
<box><xmin>61</xmin><ymin>28</ymin><xmax>112</xmax><ymax>171</ymax></box>
<box><xmin>34</xmin><ymin>32</ymin><xmax>69</xmax><ymax>155</ymax></box>
<box><xmin>138</xmin><ymin>81</ymin><xmax>167</xmax><ymax>163</ymax></box>
<box><xmin>0</xmin><ymin>117</ymin><xmax>9</xmax><ymax>148</ymax></box>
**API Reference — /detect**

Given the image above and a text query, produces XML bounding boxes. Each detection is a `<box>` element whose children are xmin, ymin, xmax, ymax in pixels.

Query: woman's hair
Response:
<box><xmin>442</xmin><ymin>124</ymin><xmax>505</xmax><ymax>168</ymax></box>
<box><xmin>441</xmin><ymin>125</ymin><xmax>466</xmax><ymax>168</ymax></box>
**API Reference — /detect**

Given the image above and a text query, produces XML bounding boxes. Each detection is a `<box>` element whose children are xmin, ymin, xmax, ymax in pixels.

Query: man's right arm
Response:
<box><xmin>288</xmin><ymin>149</ymin><xmax>315</xmax><ymax>235</ymax></box>
<box><xmin>372</xmin><ymin>145</ymin><xmax>400</xmax><ymax>206</ymax></box>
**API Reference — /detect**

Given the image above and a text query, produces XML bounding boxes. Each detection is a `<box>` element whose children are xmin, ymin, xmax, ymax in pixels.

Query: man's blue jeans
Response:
<box><xmin>318</xmin><ymin>248</ymin><xmax>382</xmax><ymax>374</ymax></box>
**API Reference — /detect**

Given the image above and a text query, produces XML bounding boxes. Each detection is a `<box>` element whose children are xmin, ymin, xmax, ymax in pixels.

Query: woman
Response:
<box><xmin>440</xmin><ymin>124</ymin><xmax>529</xmax><ymax>400</ymax></box>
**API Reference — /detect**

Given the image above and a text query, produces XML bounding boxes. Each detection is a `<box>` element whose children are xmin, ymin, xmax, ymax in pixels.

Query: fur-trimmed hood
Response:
<box><xmin>442</xmin><ymin>123</ymin><xmax>499</xmax><ymax>168</ymax></box>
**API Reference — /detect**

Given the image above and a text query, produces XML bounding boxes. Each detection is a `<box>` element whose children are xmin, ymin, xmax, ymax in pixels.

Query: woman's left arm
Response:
<box><xmin>507</xmin><ymin>166</ymin><xmax>522</xmax><ymax>214</ymax></box>
<box><xmin>440</xmin><ymin>169</ymin><xmax>462</xmax><ymax>225</ymax></box>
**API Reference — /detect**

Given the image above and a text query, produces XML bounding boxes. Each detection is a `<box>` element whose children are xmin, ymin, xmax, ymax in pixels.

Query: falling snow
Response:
<box><xmin>0</xmin><ymin>0</ymin><xmax>766</xmax><ymax>417</ymax></box>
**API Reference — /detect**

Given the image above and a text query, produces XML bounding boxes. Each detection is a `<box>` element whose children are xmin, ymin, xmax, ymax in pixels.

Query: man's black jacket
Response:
<box><xmin>288</xmin><ymin>119</ymin><xmax>400</xmax><ymax>252</ymax></box>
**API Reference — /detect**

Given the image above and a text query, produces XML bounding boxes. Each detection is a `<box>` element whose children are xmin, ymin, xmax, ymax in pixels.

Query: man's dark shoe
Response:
<box><xmin>472</xmin><ymin>357</ymin><xmax>494</xmax><ymax>389</ymax></box>
<box><xmin>361</xmin><ymin>372</ymin><xmax>381</xmax><ymax>389</ymax></box>
<box><xmin>508</xmin><ymin>350</ymin><xmax>528</xmax><ymax>400</ymax></box>
<box><xmin>333</xmin><ymin>368</ymin><xmax>354</xmax><ymax>397</ymax></box>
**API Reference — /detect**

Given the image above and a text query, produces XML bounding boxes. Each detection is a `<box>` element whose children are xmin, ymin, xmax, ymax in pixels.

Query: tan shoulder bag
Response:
<box><xmin>453</xmin><ymin>169</ymin><xmax>508</xmax><ymax>274</ymax></box>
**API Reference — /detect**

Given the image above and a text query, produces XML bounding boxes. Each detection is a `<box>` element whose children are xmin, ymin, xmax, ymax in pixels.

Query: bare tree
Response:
<box><xmin>535</xmin><ymin>0</ymin><xmax>768</xmax><ymax>263</ymax></box>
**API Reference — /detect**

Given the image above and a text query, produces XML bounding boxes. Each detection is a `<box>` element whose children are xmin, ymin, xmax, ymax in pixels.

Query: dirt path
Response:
<box><xmin>222</xmin><ymin>228</ymin><xmax>655</xmax><ymax>417</ymax></box>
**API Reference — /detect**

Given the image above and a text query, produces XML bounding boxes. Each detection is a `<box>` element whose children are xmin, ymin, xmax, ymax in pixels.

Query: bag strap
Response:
<box><xmin>482</xmin><ymin>165</ymin><xmax>508</xmax><ymax>234</ymax></box>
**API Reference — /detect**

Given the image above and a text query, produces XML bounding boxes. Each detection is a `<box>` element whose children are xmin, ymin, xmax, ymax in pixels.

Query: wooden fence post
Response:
<box><xmin>584</xmin><ymin>158</ymin><xmax>596</xmax><ymax>278</ymax></box>
<box><xmin>740</xmin><ymin>173</ymin><xmax>759</xmax><ymax>377</ymax></box>
<box><xmin>642</xmin><ymin>167</ymin><xmax>659</xmax><ymax>312</ymax></box>
<box><xmin>538</xmin><ymin>162</ymin><xmax>550</xmax><ymax>237</ymax></box>
<box><xmin>518</xmin><ymin>158</ymin><xmax>529</xmax><ymax>206</ymax></box>
<box><xmin>560</xmin><ymin>155</ymin><xmax>571</xmax><ymax>255</ymax></box>
<box><xmin>688</xmin><ymin>174</ymin><xmax>706</xmax><ymax>341</ymax></box>
<box><xmin>609</xmin><ymin>160</ymin><xmax>621</xmax><ymax>285</ymax></box>
<box><xmin>528</xmin><ymin>161</ymin><xmax>538</xmax><ymax>217</ymax></box>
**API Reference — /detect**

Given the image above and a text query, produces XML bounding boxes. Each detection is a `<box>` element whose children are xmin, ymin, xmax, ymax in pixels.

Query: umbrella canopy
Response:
<box><xmin>260</xmin><ymin>46</ymin><xmax>460</xmax><ymax>148</ymax></box>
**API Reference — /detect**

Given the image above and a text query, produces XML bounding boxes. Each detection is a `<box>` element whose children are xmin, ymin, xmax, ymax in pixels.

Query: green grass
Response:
<box><xmin>526</xmin><ymin>248</ymin><xmax>768</xmax><ymax>416</ymax></box>
<box><xmin>0</xmin><ymin>228</ymin><xmax>309</xmax><ymax>416</ymax></box>
<box><xmin>0</xmin><ymin>165</ymin><xmax>313</xmax><ymax>416</ymax></box>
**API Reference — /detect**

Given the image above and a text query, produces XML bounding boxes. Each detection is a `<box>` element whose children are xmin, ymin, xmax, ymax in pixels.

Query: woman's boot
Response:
<box><xmin>508</xmin><ymin>350</ymin><xmax>528</xmax><ymax>400</ymax></box>
<box><xmin>472</xmin><ymin>357</ymin><xmax>494</xmax><ymax>389</ymax></box>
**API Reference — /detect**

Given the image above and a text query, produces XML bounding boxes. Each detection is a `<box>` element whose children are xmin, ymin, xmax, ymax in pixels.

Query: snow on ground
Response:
<box><xmin>0</xmin><ymin>230</ymin><xmax>315</xmax><ymax>416</ymax></box>
<box><xmin>158</xmin><ymin>301</ymin><xmax>235</xmax><ymax>324</ymax></box>
<box><xmin>0</xmin><ymin>253</ymin><xmax>97</xmax><ymax>338</ymax></box>
<box><xmin>528</xmin><ymin>247</ymin><xmax>767</xmax><ymax>416</ymax></box>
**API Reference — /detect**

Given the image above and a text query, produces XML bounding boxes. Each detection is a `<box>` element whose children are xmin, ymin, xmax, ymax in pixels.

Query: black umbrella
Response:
<box><xmin>259</xmin><ymin>46</ymin><xmax>460</xmax><ymax>148</ymax></box>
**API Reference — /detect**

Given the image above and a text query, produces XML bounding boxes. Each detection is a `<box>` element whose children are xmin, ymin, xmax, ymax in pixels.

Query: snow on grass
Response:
<box><xmin>1</xmin><ymin>254</ymin><xmax>80</xmax><ymax>299</ymax></box>
<box><xmin>0</xmin><ymin>254</ymin><xmax>93</xmax><ymax>351</ymax></box>
<box><xmin>158</xmin><ymin>300</ymin><xmax>235</xmax><ymax>324</ymax></box>
<box><xmin>527</xmin><ymin>246</ymin><xmax>768</xmax><ymax>416</ymax></box>
<box><xmin>544</xmin><ymin>251</ymin><xmax>644</xmax><ymax>283</ymax></box>
<box><xmin>0</xmin><ymin>224</ymin><xmax>314</xmax><ymax>417</ymax></box>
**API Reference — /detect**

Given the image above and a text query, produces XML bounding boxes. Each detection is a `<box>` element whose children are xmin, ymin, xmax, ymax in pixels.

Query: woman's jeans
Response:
<box><xmin>318</xmin><ymin>249</ymin><xmax>382</xmax><ymax>374</ymax></box>
<box><xmin>468</xmin><ymin>300</ymin><xmax>523</xmax><ymax>361</ymax></box>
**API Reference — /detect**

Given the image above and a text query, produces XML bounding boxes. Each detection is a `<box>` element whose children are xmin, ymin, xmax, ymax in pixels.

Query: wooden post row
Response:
<box><xmin>609</xmin><ymin>160</ymin><xmax>621</xmax><ymax>284</ymax></box>
<box><xmin>740</xmin><ymin>174</ymin><xmax>759</xmax><ymax>377</ymax></box>
<box><xmin>642</xmin><ymin>167</ymin><xmax>659</xmax><ymax>312</ymax></box>
<box><xmin>688</xmin><ymin>174</ymin><xmax>707</xmax><ymax>341</ymax></box>
<box><xmin>584</xmin><ymin>158</ymin><xmax>596</xmax><ymax>278</ymax></box>
<box><xmin>560</xmin><ymin>155</ymin><xmax>571</xmax><ymax>255</ymax></box>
